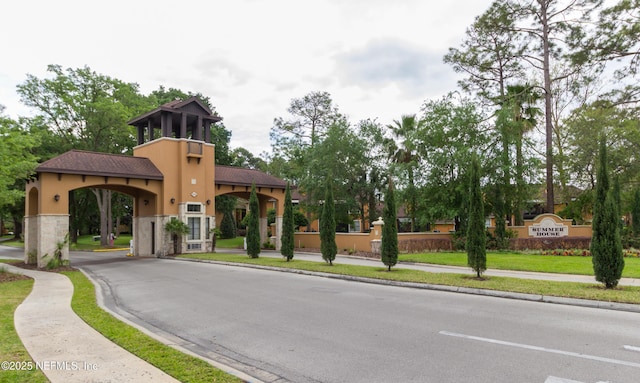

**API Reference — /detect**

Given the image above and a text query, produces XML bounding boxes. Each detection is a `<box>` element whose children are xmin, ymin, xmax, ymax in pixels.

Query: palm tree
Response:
<box><xmin>165</xmin><ymin>217</ymin><xmax>189</xmax><ymax>255</ymax></box>
<box><xmin>385</xmin><ymin>114</ymin><xmax>421</xmax><ymax>232</ymax></box>
<box><xmin>501</xmin><ymin>84</ymin><xmax>541</xmax><ymax>225</ymax></box>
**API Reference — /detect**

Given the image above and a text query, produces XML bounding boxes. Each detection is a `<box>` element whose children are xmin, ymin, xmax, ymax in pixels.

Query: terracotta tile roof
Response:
<box><xmin>36</xmin><ymin>150</ymin><xmax>163</xmax><ymax>180</ymax></box>
<box><xmin>215</xmin><ymin>165</ymin><xmax>287</xmax><ymax>189</ymax></box>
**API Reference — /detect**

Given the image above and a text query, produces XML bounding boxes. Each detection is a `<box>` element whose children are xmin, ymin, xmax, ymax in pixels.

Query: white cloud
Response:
<box><xmin>0</xmin><ymin>0</ymin><xmax>494</xmax><ymax>155</ymax></box>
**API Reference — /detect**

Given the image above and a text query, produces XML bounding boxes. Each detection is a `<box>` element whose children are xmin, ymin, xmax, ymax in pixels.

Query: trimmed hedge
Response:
<box><xmin>509</xmin><ymin>236</ymin><xmax>591</xmax><ymax>250</ymax></box>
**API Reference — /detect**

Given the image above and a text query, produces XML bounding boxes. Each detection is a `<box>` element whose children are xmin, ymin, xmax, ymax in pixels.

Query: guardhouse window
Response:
<box><xmin>187</xmin><ymin>204</ymin><xmax>201</xmax><ymax>213</ymax></box>
<box><xmin>188</xmin><ymin>217</ymin><xmax>201</xmax><ymax>240</ymax></box>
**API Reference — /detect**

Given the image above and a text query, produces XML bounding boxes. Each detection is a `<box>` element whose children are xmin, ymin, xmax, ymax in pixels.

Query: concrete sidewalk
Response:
<box><xmin>6</xmin><ymin>264</ymin><xmax>180</xmax><ymax>383</ymax></box>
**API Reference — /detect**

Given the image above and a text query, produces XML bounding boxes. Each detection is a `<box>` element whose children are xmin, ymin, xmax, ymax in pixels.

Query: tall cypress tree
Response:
<box><xmin>246</xmin><ymin>183</ymin><xmax>261</xmax><ymax>258</ymax></box>
<box><xmin>281</xmin><ymin>182</ymin><xmax>295</xmax><ymax>261</ymax></box>
<box><xmin>320</xmin><ymin>178</ymin><xmax>337</xmax><ymax>265</ymax></box>
<box><xmin>381</xmin><ymin>179</ymin><xmax>398</xmax><ymax>271</ymax></box>
<box><xmin>466</xmin><ymin>156</ymin><xmax>486</xmax><ymax>278</ymax></box>
<box><xmin>591</xmin><ymin>139</ymin><xmax>624</xmax><ymax>288</ymax></box>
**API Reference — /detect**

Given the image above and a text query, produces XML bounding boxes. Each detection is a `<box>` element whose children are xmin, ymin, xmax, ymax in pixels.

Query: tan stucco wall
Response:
<box><xmin>294</xmin><ymin>232</ymin><xmax>375</xmax><ymax>252</ymax></box>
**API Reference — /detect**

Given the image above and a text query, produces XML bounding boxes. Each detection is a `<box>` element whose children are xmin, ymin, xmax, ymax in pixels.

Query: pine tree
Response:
<box><xmin>591</xmin><ymin>139</ymin><xmax>624</xmax><ymax>288</ymax></box>
<box><xmin>320</xmin><ymin>178</ymin><xmax>337</xmax><ymax>265</ymax></box>
<box><xmin>466</xmin><ymin>156</ymin><xmax>486</xmax><ymax>278</ymax></box>
<box><xmin>381</xmin><ymin>179</ymin><xmax>398</xmax><ymax>271</ymax></box>
<box><xmin>281</xmin><ymin>182</ymin><xmax>295</xmax><ymax>261</ymax></box>
<box><xmin>246</xmin><ymin>183</ymin><xmax>261</xmax><ymax>258</ymax></box>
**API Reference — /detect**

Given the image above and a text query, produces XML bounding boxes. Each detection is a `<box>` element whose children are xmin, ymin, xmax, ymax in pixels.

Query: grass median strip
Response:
<box><xmin>179</xmin><ymin>253</ymin><xmax>640</xmax><ymax>305</ymax></box>
<box><xmin>61</xmin><ymin>271</ymin><xmax>242</xmax><ymax>383</ymax></box>
<box><xmin>398</xmin><ymin>252</ymin><xmax>640</xmax><ymax>278</ymax></box>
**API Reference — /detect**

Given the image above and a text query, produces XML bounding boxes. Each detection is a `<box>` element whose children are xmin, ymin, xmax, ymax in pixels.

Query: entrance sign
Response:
<box><xmin>528</xmin><ymin>217</ymin><xmax>568</xmax><ymax>237</ymax></box>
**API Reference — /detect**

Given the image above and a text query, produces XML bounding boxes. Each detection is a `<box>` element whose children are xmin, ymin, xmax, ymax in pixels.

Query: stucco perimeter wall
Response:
<box><xmin>24</xmin><ymin>214</ymin><xmax>70</xmax><ymax>268</ymax></box>
<box><xmin>294</xmin><ymin>232</ymin><xmax>372</xmax><ymax>252</ymax></box>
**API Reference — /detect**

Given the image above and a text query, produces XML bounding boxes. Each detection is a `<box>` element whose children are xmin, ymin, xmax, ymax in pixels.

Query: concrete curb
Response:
<box><xmin>78</xmin><ymin>268</ymin><xmax>268</xmax><ymax>383</ymax></box>
<box><xmin>166</xmin><ymin>256</ymin><xmax>640</xmax><ymax>314</ymax></box>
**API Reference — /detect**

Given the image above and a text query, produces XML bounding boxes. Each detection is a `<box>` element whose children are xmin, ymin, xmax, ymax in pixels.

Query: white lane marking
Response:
<box><xmin>545</xmin><ymin>376</ymin><xmax>583</xmax><ymax>383</ymax></box>
<box><xmin>624</xmin><ymin>345</ymin><xmax>640</xmax><ymax>352</ymax></box>
<box><xmin>440</xmin><ymin>330</ymin><xmax>640</xmax><ymax>369</ymax></box>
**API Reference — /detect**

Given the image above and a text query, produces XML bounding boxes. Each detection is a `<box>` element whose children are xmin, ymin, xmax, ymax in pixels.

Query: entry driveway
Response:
<box><xmin>4</xmin><ymin>247</ymin><xmax>639</xmax><ymax>383</ymax></box>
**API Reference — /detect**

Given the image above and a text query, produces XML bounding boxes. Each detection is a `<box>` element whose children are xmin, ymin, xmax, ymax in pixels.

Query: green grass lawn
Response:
<box><xmin>0</xmin><ymin>276</ymin><xmax>48</xmax><ymax>383</ymax></box>
<box><xmin>179</xmin><ymin>253</ymin><xmax>640</xmax><ymax>304</ymax></box>
<box><xmin>62</xmin><ymin>271</ymin><xmax>241</xmax><ymax>383</ymax></box>
<box><xmin>71</xmin><ymin>234</ymin><xmax>132</xmax><ymax>250</ymax></box>
<box><xmin>215</xmin><ymin>236</ymin><xmax>244</xmax><ymax>249</ymax></box>
<box><xmin>1</xmin><ymin>234</ymin><xmax>132</xmax><ymax>251</ymax></box>
<box><xmin>398</xmin><ymin>251</ymin><xmax>640</xmax><ymax>278</ymax></box>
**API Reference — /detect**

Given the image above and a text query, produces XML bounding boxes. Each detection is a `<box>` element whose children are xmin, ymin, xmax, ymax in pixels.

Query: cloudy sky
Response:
<box><xmin>1</xmin><ymin>0</ymin><xmax>494</xmax><ymax>156</ymax></box>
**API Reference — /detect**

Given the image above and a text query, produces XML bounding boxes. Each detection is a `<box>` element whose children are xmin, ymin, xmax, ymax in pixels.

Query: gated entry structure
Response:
<box><xmin>24</xmin><ymin>97</ymin><xmax>287</xmax><ymax>268</ymax></box>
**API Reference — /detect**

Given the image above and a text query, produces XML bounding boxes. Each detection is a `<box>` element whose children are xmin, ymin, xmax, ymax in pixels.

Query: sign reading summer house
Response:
<box><xmin>528</xmin><ymin>217</ymin><xmax>568</xmax><ymax>237</ymax></box>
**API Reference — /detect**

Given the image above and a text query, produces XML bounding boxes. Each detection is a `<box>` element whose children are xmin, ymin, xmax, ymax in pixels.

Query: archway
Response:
<box><xmin>214</xmin><ymin>166</ymin><xmax>287</xmax><ymax>251</ymax></box>
<box><xmin>25</xmin><ymin>151</ymin><xmax>163</xmax><ymax>268</ymax></box>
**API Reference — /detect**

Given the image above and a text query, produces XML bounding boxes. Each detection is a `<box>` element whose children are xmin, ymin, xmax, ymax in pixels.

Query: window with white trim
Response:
<box><xmin>188</xmin><ymin>217</ymin><xmax>201</xmax><ymax>240</ymax></box>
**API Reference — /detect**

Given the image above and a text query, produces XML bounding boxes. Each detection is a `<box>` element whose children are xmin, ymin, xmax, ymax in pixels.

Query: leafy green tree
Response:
<box><xmin>320</xmin><ymin>178</ymin><xmax>337</xmax><ymax>265</ymax></box>
<box><xmin>307</xmin><ymin>120</ymin><xmax>369</xmax><ymax>230</ymax></box>
<box><xmin>0</xmin><ymin>107</ymin><xmax>39</xmax><ymax>209</ymax></box>
<box><xmin>246</xmin><ymin>184</ymin><xmax>261</xmax><ymax>258</ymax></box>
<box><xmin>591</xmin><ymin>138</ymin><xmax>624</xmax><ymax>288</ymax></box>
<box><xmin>564</xmin><ymin>101</ymin><xmax>640</xmax><ymax>189</ymax></box>
<box><xmin>632</xmin><ymin>188</ymin><xmax>640</xmax><ymax>237</ymax></box>
<box><xmin>381</xmin><ymin>179</ymin><xmax>399</xmax><ymax>271</ymax></box>
<box><xmin>293</xmin><ymin>208</ymin><xmax>309</xmax><ymax>230</ymax></box>
<box><xmin>413</xmin><ymin>93</ymin><xmax>489</xmax><ymax>231</ymax></box>
<box><xmin>270</xmin><ymin>91</ymin><xmax>344</xmax><ymax>229</ymax></box>
<box><xmin>216</xmin><ymin>194</ymin><xmax>237</xmax><ymax>239</ymax></box>
<box><xmin>493</xmin><ymin>184</ymin><xmax>508</xmax><ymax>249</ymax></box>
<box><xmin>230</xmin><ymin>147</ymin><xmax>267</xmax><ymax>170</ymax></box>
<box><xmin>0</xmin><ymin>107</ymin><xmax>39</xmax><ymax>239</ymax></box>
<box><xmin>572</xmin><ymin>0</ymin><xmax>640</xmax><ymax>103</ymax></box>
<box><xmin>165</xmin><ymin>217</ymin><xmax>189</xmax><ymax>255</ymax></box>
<box><xmin>612</xmin><ymin>175</ymin><xmax>623</xmax><ymax>232</ymax></box>
<box><xmin>17</xmin><ymin>64</ymin><xmax>154</xmax><ymax>246</ymax></box>
<box><xmin>466</xmin><ymin>156</ymin><xmax>486</xmax><ymax>278</ymax></box>
<box><xmin>220</xmin><ymin>211</ymin><xmax>236</xmax><ymax>239</ymax></box>
<box><xmin>281</xmin><ymin>182</ymin><xmax>295</xmax><ymax>261</ymax></box>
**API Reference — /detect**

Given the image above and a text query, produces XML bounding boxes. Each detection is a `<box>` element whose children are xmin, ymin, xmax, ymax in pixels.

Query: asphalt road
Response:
<box><xmin>3</xmin><ymin>247</ymin><xmax>640</xmax><ymax>382</ymax></box>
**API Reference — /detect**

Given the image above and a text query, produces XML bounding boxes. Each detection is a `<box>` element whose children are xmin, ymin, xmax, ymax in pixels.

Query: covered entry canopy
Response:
<box><xmin>214</xmin><ymin>165</ymin><xmax>289</xmax><ymax>250</ymax></box>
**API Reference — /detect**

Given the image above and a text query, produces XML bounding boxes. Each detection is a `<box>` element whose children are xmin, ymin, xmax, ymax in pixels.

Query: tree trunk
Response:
<box><xmin>12</xmin><ymin>215</ymin><xmax>22</xmax><ymax>240</ymax></box>
<box><xmin>92</xmin><ymin>188</ymin><xmax>111</xmax><ymax>246</ymax></box>
<box><xmin>540</xmin><ymin>0</ymin><xmax>555</xmax><ymax>213</ymax></box>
